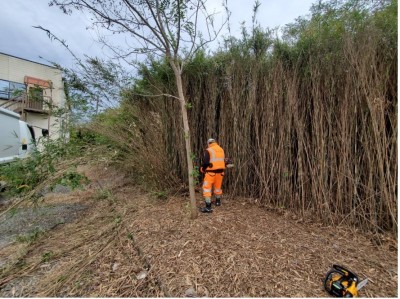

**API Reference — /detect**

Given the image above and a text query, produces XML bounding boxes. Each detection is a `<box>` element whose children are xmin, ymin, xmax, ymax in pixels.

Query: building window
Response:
<box><xmin>0</xmin><ymin>80</ymin><xmax>8</xmax><ymax>99</ymax></box>
<box><xmin>0</xmin><ymin>79</ymin><xmax>26</xmax><ymax>100</ymax></box>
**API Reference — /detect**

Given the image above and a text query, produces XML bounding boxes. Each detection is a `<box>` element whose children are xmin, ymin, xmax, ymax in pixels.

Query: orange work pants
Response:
<box><xmin>202</xmin><ymin>172</ymin><xmax>224</xmax><ymax>197</ymax></box>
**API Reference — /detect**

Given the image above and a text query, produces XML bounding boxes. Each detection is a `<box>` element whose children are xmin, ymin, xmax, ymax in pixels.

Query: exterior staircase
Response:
<box><xmin>0</xmin><ymin>92</ymin><xmax>50</xmax><ymax>117</ymax></box>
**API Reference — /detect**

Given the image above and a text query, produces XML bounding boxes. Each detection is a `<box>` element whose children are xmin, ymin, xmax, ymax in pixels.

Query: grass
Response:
<box><xmin>16</xmin><ymin>227</ymin><xmax>44</xmax><ymax>244</ymax></box>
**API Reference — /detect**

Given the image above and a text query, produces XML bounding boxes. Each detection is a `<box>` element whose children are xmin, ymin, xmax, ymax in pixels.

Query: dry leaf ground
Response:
<box><xmin>0</xmin><ymin>164</ymin><xmax>397</xmax><ymax>297</ymax></box>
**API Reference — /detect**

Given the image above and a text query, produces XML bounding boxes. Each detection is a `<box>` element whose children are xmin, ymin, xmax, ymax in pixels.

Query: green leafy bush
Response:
<box><xmin>0</xmin><ymin>136</ymin><xmax>90</xmax><ymax>196</ymax></box>
<box><xmin>55</xmin><ymin>171</ymin><xmax>90</xmax><ymax>190</ymax></box>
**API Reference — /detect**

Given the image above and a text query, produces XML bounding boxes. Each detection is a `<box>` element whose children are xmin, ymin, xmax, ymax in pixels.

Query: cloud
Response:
<box><xmin>1</xmin><ymin>0</ymin><xmax>315</xmax><ymax>69</ymax></box>
<box><xmin>0</xmin><ymin>0</ymin><xmax>106</xmax><ymax>68</ymax></box>
<box><xmin>209</xmin><ymin>0</ymin><xmax>314</xmax><ymax>35</ymax></box>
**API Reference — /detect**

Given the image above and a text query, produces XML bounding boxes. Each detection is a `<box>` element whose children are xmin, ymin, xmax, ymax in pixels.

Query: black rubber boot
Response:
<box><xmin>215</xmin><ymin>198</ymin><xmax>221</xmax><ymax>206</ymax></box>
<box><xmin>201</xmin><ymin>202</ymin><xmax>213</xmax><ymax>213</ymax></box>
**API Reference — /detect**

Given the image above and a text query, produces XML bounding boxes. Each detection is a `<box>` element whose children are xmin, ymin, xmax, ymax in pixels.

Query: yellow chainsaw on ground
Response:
<box><xmin>324</xmin><ymin>264</ymin><xmax>368</xmax><ymax>297</ymax></box>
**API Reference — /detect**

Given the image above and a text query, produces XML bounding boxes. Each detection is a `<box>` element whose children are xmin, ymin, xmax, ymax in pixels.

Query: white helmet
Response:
<box><xmin>207</xmin><ymin>138</ymin><xmax>216</xmax><ymax>145</ymax></box>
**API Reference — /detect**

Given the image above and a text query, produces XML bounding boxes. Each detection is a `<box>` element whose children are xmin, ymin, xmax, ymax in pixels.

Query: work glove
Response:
<box><xmin>225</xmin><ymin>158</ymin><xmax>234</xmax><ymax>168</ymax></box>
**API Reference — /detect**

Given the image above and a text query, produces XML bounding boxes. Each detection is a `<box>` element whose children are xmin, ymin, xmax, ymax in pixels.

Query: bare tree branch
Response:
<box><xmin>47</xmin><ymin>0</ymin><xmax>228</xmax><ymax>220</ymax></box>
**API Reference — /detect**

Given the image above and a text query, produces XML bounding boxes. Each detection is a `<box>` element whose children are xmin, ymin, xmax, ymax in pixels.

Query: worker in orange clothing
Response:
<box><xmin>200</xmin><ymin>138</ymin><xmax>226</xmax><ymax>213</ymax></box>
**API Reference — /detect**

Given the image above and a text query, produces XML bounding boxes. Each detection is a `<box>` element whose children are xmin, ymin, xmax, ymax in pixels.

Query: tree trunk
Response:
<box><xmin>170</xmin><ymin>60</ymin><xmax>198</xmax><ymax>219</ymax></box>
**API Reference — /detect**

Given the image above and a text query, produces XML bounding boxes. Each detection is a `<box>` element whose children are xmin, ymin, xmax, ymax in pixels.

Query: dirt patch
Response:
<box><xmin>0</xmin><ymin>202</ymin><xmax>87</xmax><ymax>249</ymax></box>
<box><xmin>0</xmin><ymin>164</ymin><xmax>397</xmax><ymax>297</ymax></box>
<box><xmin>127</xmin><ymin>196</ymin><xmax>397</xmax><ymax>297</ymax></box>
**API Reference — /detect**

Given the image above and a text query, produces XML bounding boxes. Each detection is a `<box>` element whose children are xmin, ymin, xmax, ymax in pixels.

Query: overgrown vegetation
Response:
<box><xmin>88</xmin><ymin>100</ymin><xmax>180</xmax><ymax>191</ymax></box>
<box><xmin>90</xmin><ymin>0</ymin><xmax>396</xmax><ymax>233</ymax></box>
<box><xmin>5</xmin><ymin>0</ymin><xmax>395</xmax><ymax>234</ymax></box>
<box><xmin>0</xmin><ymin>135</ymin><xmax>94</xmax><ymax>198</ymax></box>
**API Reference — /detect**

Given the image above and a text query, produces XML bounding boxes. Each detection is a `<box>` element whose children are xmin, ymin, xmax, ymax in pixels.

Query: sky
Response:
<box><xmin>0</xmin><ymin>0</ymin><xmax>316</xmax><ymax>71</ymax></box>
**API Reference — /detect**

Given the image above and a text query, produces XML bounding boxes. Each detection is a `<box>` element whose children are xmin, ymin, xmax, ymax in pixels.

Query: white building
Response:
<box><xmin>0</xmin><ymin>52</ymin><xmax>68</xmax><ymax>142</ymax></box>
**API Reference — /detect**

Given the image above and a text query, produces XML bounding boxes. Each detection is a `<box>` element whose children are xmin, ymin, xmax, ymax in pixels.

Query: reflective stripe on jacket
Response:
<box><xmin>206</xmin><ymin>143</ymin><xmax>225</xmax><ymax>170</ymax></box>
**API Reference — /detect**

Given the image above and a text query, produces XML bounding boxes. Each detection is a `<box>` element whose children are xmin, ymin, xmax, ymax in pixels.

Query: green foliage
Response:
<box><xmin>114</xmin><ymin>215</ymin><xmax>122</xmax><ymax>226</ymax></box>
<box><xmin>150</xmin><ymin>190</ymin><xmax>168</xmax><ymax>200</ymax></box>
<box><xmin>55</xmin><ymin>56</ymin><xmax>131</xmax><ymax>124</ymax></box>
<box><xmin>69</xmin><ymin>125</ymin><xmax>111</xmax><ymax>147</ymax></box>
<box><xmin>0</xmin><ymin>140</ymin><xmax>60</xmax><ymax>195</ymax></box>
<box><xmin>183</xmin><ymin>50</ymin><xmax>212</xmax><ymax>77</ymax></box>
<box><xmin>41</xmin><ymin>251</ymin><xmax>54</xmax><ymax>262</ymax></box>
<box><xmin>281</xmin><ymin>0</ymin><xmax>396</xmax><ymax>58</ymax></box>
<box><xmin>190</xmin><ymin>152</ymin><xmax>196</xmax><ymax>161</ymax></box>
<box><xmin>370</xmin><ymin>0</ymin><xmax>397</xmax><ymax>54</ymax></box>
<box><xmin>16</xmin><ymin>227</ymin><xmax>44</xmax><ymax>244</ymax></box>
<box><xmin>0</xmin><ymin>133</ymin><xmax>96</xmax><ymax>197</ymax></box>
<box><xmin>191</xmin><ymin>166</ymin><xmax>200</xmax><ymax>185</ymax></box>
<box><xmin>219</xmin><ymin>25</ymin><xmax>276</xmax><ymax>62</ymax></box>
<box><xmin>94</xmin><ymin>189</ymin><xmax>112</xmax><ymax>201</ymax></box>
<box><xmin>56</xmin><ymin>171</ymin><xmax>89</xmax><ymax>190</ymax></box>
<box><xmin>131</xmin><ymin>58</ymin><xmax>174</xmax><ymax>97</ymax></box>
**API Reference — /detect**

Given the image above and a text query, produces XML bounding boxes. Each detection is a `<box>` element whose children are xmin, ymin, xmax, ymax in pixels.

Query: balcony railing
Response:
<box><xmin>0</xmin><ymin>92</ymin><xmax>51</xmax><ymax>114</ymax></box>
<box><xmin>24</xmin><ymin>94</ymin><xmax>44</xmax><ymax>111</ymax></box>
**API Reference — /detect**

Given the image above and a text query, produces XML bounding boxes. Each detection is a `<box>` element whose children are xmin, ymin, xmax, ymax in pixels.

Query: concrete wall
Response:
<box><xmin>0</xmin><ymin>53</ymin><xmax>67</xmax><ymax>141</ymax></box>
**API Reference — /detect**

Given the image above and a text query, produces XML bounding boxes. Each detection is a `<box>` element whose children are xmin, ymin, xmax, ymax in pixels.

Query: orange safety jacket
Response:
<box><xmin>204</xmin><ymin>143</ymin><xmax>225</xmax><ymax>171</ymax></box>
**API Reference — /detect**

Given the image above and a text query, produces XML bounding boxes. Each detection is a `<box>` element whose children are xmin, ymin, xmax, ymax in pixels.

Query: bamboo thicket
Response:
<box><xmin>145</xmin><ymin>1</ymin><xmax>397</xmax><ymax>233</ymax></box>
<box><xmin>100</xmin><ymin>0</ymin><xmax>396</xmax><ymax>233</ymax></box>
